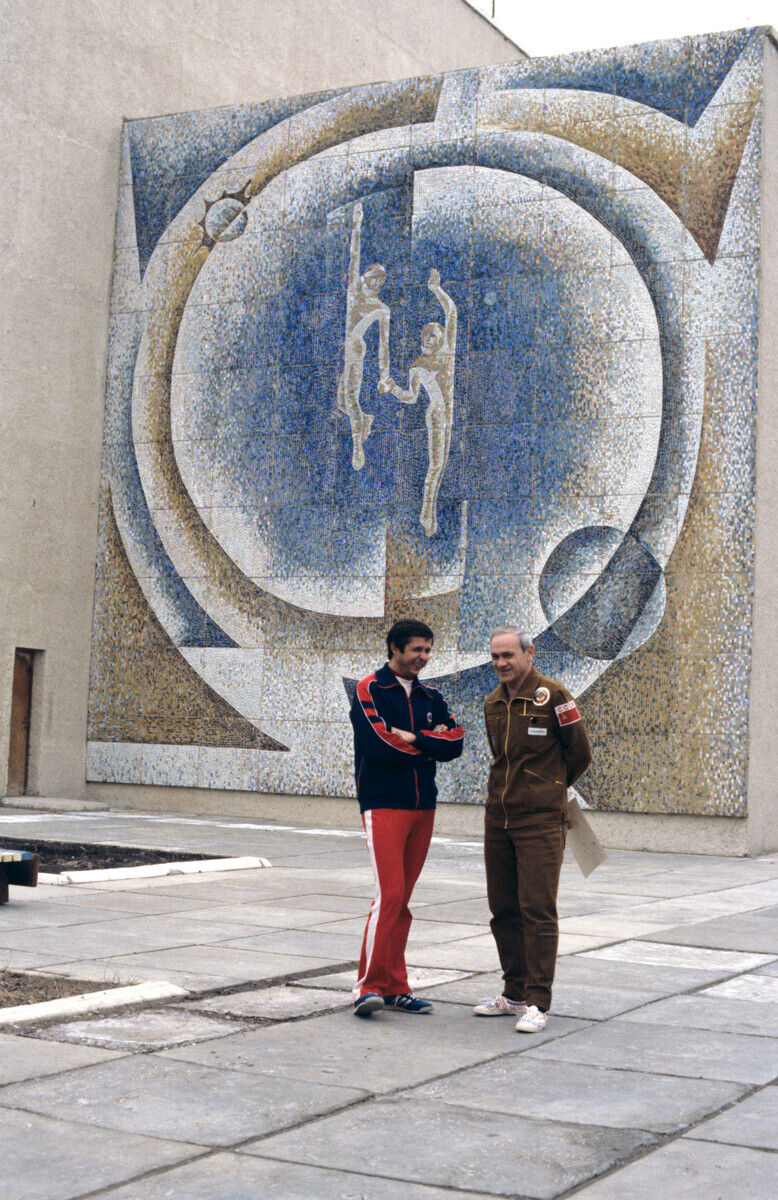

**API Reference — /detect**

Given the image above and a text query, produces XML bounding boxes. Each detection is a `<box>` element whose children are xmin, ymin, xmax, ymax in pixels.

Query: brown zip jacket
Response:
<box><xmin>484</xmin><ymin>666</ymin><xmax>592</xmax><ymax>828</ymax></box>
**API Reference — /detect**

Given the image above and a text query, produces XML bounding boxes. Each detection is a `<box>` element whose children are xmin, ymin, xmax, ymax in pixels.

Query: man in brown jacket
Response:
<box><xmin>473</xmin><ymin>626</ymin><xmax>592</xmax><ymax>1032</ymax></box>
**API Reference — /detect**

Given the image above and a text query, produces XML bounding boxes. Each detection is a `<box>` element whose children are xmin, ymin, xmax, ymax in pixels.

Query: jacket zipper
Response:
<box><xmin>499</xmin><ymin>700</ymin><xmax>512</xmax><ymax>829</ymax></box>
<box><xmin>407</xmin><ymin>688</ymin><xmax>420</xmax><ymax>809</ymax></box>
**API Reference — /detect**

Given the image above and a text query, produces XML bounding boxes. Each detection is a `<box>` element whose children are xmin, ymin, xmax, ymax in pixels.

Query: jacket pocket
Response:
<box><xmin>523</xmin><ymin>766</ymin><xmax>566</xmax><ymax>811</ymax></box>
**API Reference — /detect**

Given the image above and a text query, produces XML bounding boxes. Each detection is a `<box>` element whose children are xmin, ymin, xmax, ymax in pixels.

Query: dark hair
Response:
<box><xmin>386</xmin><ymin>619</ymin><xmax>434</xmax><ymax>656</ymax></box>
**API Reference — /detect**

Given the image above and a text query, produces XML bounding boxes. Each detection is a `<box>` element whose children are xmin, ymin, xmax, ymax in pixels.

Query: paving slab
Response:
<box><xmin>558</xmin><ymin>916</ymin><xmax>670</xmax><ymax>939</ymax></box>
<box><xmin>272</xmin><ymin>891</ymin><xmax>379</xmax><ymax>914</ymax></box>
<box><xmin>182</xmin><ymin>984</ymin><xmax>351</xmax><ymax>1020</ymax></box>
<box><xmin>701</xmin><ymin>973</ymin><xmax>778</xmax><ymax>1003</ymax></box>
<box><xmin>0</xmin><ymin>1054</ymin><xmax>367</xmax><ymax>1145</ymax></box>
<box><xmin>41</xmin><ymin>944</ymin><xmax>343</xmax><ymax>991</ymax></box>
<box><xmin>410</xmin><ymin>1056</ymin><xmax>746</xmax><ymax>1133</ymax></box>
<box><xmin>522</xmin><ymin>1018</ymin><xmax>778</xmax><ymax>1084</ymax></box>
<box><xmin>401</xmin><ymin>895</ymin><xmax>494</xmax><ymax>923</ymax></box>
<box><xmin>160</xmin><ymin>1003</ymin><xmax>588</xmax><ymax>1094</ymax></box>
<box><xmin>0</xmin><ymin>898</ymin><xmax>134</xmax><ymax>929</ymax></box>
<box><xmin>36</xmin><ymin>1007</ymin><xmax>243</xmax><ymax>1051</ymax></box>
<box><xmin>101</xmin><ymin>1149</ymin><xmax>498</xmax><ymax>1200</ymax></box>
<box><xmin>581</xmin><ymin>940</ymin><xmax>775</xmax><ymax>973</ymax></box>
<box><xmin>552</xmin><ymin>952</ymin><xmax>730</xmax><ymax>994</ymax></box>
<box><xmin>294</xmin><ymin>965</ymin><xmax>471</xmax><ymax>992</ymax></box>
<box><xmin>0</xmin><ymin>1107</ymin><xmax>204</xmax><ymax>1200</ymax></box>
<box><xmin>646</xmin><ymin>915</ymin><xmax>778</xmax><ymax>954</ymax></box>
<box><xmin>0</xmin><ymin>914</ymin><xmax>266</xmax><ymax>959</ymax></box>
<box><xmin>417</xmin><ymin>972</ymin><xmax>664</xmax><ymax>1019</ymax></box>
<box><xmin>246</xmin><ymin>1095</ymin><xmax>657</xmax><ymax>1199</ymax></box>
<box><xmin>48</xmin><ymin>889</ymin><xmax>224</xmax><ymax>915</ymax></box>
<box><xmin>177</xmin><ymin>902</ymin><xmax>365</xmax><ymax>929</ymax></box>
<box><xmin>220</xmin><ymin>927</ymin><xmax>368</xmax><ymax>959</ymax></box>
<box><xmin>686</xmin><ymin>1084</ymin><xmax>778</xmax><ymax>1150</ymax></box>
<box><xmin>318</xmin><ymin>915</ymin><xmax>490</xmax><ymax>945</ymax></box>
<box><xmin>618</xmin><ymin>993</ymin><xmax>778</xmax><ymax>1037</ymax></box>
<box><xmin>572</xmin><ymin>1139</ymin><xmax>778</xmax><ymax>1199</ymax></box>
<box><xmin>0</xmin><ymin>1030</ymin><xmax>125</xmax><ymax>1085</ymax></box>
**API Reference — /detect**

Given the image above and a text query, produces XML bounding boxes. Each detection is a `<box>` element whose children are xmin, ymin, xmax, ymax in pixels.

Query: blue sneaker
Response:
<box><xmin>354</xmin><ymin>992</ymin><xmax>384</xmax><ymax>1018</ymax></box>
<box><xmin>383</xmin><ymin>993</ymin><xmax>433</xmax><ymax>1014</ymax></box>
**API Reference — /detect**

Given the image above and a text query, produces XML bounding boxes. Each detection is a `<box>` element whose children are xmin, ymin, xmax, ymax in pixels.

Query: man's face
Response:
<box><xmin>490</xmin><ymin>633</ymin><xmax>534</xmax><ymax>692</ymax></box>
<box><xmin>389</xmin><ymin>637</ymin><xmax>433</xmax><ymax>678</ymax></box>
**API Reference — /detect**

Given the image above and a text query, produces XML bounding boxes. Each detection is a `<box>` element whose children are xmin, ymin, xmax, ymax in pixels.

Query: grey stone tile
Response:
<box><xmin>183</xmin><ymin>984</ymin><xmax>351</xmax><ymax>1020</ymax></box>
<box><xmin>405</xmin><ymin>896</ymin><xmax>493</xmax><ymax>923</ymax></box>
<box><xmin>647</xmin><ymin>915</ymin><xmax>778</xmax><ymax>954</ymax></box>
<box><xmin>53</xmin><ymin>889</ymin><xmax>225</xmax><ymax>915</ymax></box>
<box><xmin>0</xmin><ymin>898</ymin><xmax>132</xmax><ymax>929</ymax></box>
<box><xmin>220</xmin><ymin>927</ymin><xmax>363</xmax><ymax>958</ymax></box>
<box><xmin>179</xmin><ymin>902</ymin><xmax>360</xmax><ymax>929</ymax></box>
<box><xmin>0</xmin><ymin>1108</ymin><xmax>203</xmax><ymax>1200</ymax></box>
<box><xmin>686</xmin><ymin>1085</ymin><xmax>778</xmax><ymax>1150</ymax></box>
<box><xmin>572</xmin><ymin>1139</ymin><xmax>778</xmax><ymax>1198</ymax></box>
<box><xmin>410</xmin><ymin>1057</ymin><xmax>746</xmax><ymax>1134</ymax></box>
<box><xmin>274</xmin><ymin>892</ymin><xmax>377</xmax><ymax>914</ymax></box>
<box><xmin>160</xmin><ymin>1003</ymin><xmax>588</xmax><ymax>1094</ymax></box>
<box><xmin>320</xmin><ymin>916</ymin><xmax>489</xmax><ymax>946</ymax></box>
<box><xmin>523</xmin><ymin>1018</ymin><xmax>778</xmax><ymax>1084</ymax></box>
<box><xmin>245</xmin><ymin>1095</ymin><xmax>657</xmax><ymax>1199</ymax></box>
<box><xmin>0</xmin><ymin>1031</ymin><xmax>124</xmax><ymax>1085</ymax></box>
<box><xmin>47</xmin><ymin>944</ymin><xmax>338</xmax><ymax>991</ymax></box>
<box><xmin>701</xmin><ymin>973</ymin><xmax>778</xmax><ymax>1003</ymax></box>
<box><xmin>553</xmin><ymin>952</ymin><xmax>728</xmax><ymax>995</ymax></box>
<box><xmin>294</xmin><ymin>966</ymin><xmax>471</xmax><ymax>992</ymax></box>
<box><xmin>581</xmin><ymin>940</ymin><xmax>774</xmax><ymax>973</ymax></box>
<box><xmin>102</xmin><ymin>1150</ymin><xmax>495</xmax><ymax>1200</ymax></box>
<box><xmin>0</xmin><ymin>1055</ymin><xmax>366</xmax><ymax>1144</ymax></box>
<box><xmin>619</xmin><ymin>993</ymin><xmax>778</xmax><ymax>1037</ymax></box>
<box><xmin>37</xmin><ymin>1008</ymin><xmax>242</xmax><ymax>1051</ymax></box>
<box><xmin>420</xmin><ymin>972</ymin><xmax>664</xmax><ymax>1018</ymax></box>
<box><xmin>0</xmin><ymin>914</ymin><xmax>263</xmax><ymax>959</ymax></box>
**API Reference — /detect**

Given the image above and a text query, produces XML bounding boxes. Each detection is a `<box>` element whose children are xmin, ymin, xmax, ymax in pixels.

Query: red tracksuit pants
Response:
<box><xmin>354</xmin><ymin>807</ymin><xmax>435</xmax><ymax>999</ymax></box>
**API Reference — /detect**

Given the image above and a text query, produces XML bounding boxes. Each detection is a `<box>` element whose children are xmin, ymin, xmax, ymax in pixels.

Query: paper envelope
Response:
<box><xmin>567</xmin><ymin>795</ymin><xmax>607</xmax><ymax>877</ymax></box>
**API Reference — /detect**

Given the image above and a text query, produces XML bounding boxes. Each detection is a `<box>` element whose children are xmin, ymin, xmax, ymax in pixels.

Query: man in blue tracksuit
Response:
<box><xmin>349</xmin><ymin>618</ymin><xmax>464</xmax><ymax>1017</ymax></box>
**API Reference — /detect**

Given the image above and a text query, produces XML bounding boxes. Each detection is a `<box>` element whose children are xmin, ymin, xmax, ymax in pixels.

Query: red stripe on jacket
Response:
<box><xmin>356</xmin><ymin>675</ymin><xmax>421</xmax><ymax>756</ymax></box>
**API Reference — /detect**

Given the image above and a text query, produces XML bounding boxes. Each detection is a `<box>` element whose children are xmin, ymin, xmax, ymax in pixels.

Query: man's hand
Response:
<box><xmin>394</xmin><ymin>728</ymin><xmax>417</xmax><ymax>745</ymax></box>
<box><xmin>432</xmin><ymin>724</ymin><xmax>447</xmax><ymax>733</ymax></box>
<box><xmin>377</xmin><ymin>377</ymin><xmax>396</xmax><ymax>395</ymax></box>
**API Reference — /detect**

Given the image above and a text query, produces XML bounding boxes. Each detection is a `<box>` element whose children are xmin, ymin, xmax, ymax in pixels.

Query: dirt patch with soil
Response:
<box><xmin>0</xmin><ymin>969</ymin><xmax>114</xmax><ymax>1008</ymax></box>
<box><xmin>0</xmin><ymin>837</ymin><xmax>217</xmax><ymax>874</ymax></box>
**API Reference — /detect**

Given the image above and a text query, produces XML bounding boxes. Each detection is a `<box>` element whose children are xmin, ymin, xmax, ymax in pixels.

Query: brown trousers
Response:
<box><xmin>484</xmin><ymin>816</ymin><xmax>566</xmax><ymax>1011</ymax></box>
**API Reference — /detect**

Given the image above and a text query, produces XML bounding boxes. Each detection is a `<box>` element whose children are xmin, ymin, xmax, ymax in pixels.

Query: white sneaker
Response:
<box><xmin>473</xmin><ymin>994</ymin><xmax>526</xmax><ymax>1017</ymax></box>
<box><xmin>516</xmin><ymin>1004</ymin><xmax>548</xmax><ymax>1033</ymax></box>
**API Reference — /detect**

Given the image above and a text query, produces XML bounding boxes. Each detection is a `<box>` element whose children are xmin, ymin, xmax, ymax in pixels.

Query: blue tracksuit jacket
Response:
<box><xmin>350</xmin><ymin>663</ymin><xmax>465</xmax><ymax>813</ymax></box>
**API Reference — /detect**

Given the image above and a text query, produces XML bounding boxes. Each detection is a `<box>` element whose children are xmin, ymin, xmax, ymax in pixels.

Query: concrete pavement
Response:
<box><xmin>0</xmin><ymin>804</ymin><xmax>777</xmax><ymax>1199</ymax></box>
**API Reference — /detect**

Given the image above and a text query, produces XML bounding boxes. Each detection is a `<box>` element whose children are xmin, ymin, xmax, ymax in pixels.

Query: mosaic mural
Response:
<box><xmin>88</xmin><ymin>29</ymin><xmax>763</xmax><ymax>816</ymax></box>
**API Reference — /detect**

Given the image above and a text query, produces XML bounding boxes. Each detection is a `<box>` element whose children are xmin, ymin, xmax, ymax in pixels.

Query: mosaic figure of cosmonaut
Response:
<box><xmin>383</xmin><ymin>269</ymin><xmax>457</xmax><ymax>537</ymax></box>
<box><xmin>336</xmin><ymin>202</ymin><xmax>391</xmax><ymax>470</ymax></box>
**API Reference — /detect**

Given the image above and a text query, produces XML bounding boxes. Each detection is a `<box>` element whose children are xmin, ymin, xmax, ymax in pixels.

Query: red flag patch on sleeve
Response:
<box><xmin>555</xmin><ymin>699</ymin><xmax>581</xmax><ymax>726</ymax></box>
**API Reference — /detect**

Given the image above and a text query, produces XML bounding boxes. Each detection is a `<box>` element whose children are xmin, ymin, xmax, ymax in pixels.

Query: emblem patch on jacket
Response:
<box><xmin>427</xmin><ymin>712</ymin><xmax>433</xmax><ymax>725</ymax></box>
<box><xmin>555</xmin><ymin>699</ymin><xmax>581</xmax><ymax>726</ymax></box>
<box><xmin>533</xmin><ymin>687</ymin><xmax>550</xmax><ymax>706</ymax></box>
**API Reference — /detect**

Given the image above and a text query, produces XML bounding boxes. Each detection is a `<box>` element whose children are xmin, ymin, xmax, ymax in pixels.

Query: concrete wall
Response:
<box><xmin>0</xmin><ymin>1</ymin><xmax>521</xmax><ymax>800</ymax></box>
<box><xmin>747</xmin><ymin>31</ymin><xmax>778</xmax><ymax>855</ymax></box>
